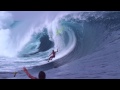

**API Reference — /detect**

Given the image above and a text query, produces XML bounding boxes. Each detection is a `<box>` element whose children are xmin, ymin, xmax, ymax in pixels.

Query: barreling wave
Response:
<box><xmin>0</xmin><ymin>11</ymin><xmax>120</xmax><ymax>75</ymax></box>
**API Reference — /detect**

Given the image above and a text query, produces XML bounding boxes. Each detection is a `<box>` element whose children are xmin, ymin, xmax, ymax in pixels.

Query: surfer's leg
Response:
<box><xmin>48</xmin><ymin>57</ymin><xmax>52</xmax><ymax>62</ymax></box>
<box><xmin>48</xmin><ymin>56</ymin><xmax>53</xmax><ymax>62</ymax></box>
<box><xmin>49</xmin><ymin>57</ymin><xmax>52</xmax><ymax>60</ymax></box>
<box><xmin>48</xmin><ymin>55</ymin><xmax>55</xmax><ymax>62</ymax></box>
<box><xmin>50</xmin><ymin>56</ymin><xmax>55</xmax><ymax>61</ymax></box>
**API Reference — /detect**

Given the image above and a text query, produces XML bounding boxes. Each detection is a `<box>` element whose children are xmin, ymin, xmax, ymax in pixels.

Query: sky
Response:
<box><xmin>9</xmin><ymin>11</ymin><xmax>41</xmax><ymax>20</ymax></box>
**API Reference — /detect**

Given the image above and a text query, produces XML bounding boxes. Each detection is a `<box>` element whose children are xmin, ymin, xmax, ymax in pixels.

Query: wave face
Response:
<box><xmin>0</xmin><ymin>11</ymin><xmax>120</xmax><ymax>76</ymax></box>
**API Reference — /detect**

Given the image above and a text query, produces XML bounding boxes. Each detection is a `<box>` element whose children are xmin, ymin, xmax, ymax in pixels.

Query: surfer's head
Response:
<box><xmin>38</xmin><ymin>71</ymin><xmax>46</xmax><ymax>79</ymax></box>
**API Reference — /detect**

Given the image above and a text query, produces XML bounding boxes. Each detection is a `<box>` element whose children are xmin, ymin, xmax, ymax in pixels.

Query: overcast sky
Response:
<box><xmin>8</xmin><ymin>11</ymin><xmax>72</xmax><ymax>21</ymax></box>
<box><xmin>9</xmin><ymin>11</ymin><xmax>42</xmax><ymax>20</ymax></box>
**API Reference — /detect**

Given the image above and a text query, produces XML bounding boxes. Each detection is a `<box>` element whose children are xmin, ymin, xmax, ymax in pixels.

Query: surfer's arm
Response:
<box><xmin>23</xmin><ymin>67</ymin><xmax>37</xmax><ymax>79</ymax></box>
<box><xmin>49</xmin><ymin>53</ymin><xmax>52</xmax><ymax>56</ymax></box>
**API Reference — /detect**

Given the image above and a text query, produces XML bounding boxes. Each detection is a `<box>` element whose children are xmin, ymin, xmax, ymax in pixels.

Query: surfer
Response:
<box><xmin>48</xmin><ymin>49</ymin><xmax>58</xmax><ymax>62</ymax></box>
<box><xmin>23</xmin><ymin>67</ymin><xmax>46</xmax><ymax>79</ymax></box>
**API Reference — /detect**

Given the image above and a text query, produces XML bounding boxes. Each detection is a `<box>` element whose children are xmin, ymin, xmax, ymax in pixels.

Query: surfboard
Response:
<box><xmin>45</xmin><ymin>58</ymin><xmax>53</xmax><ymax>62</ymax></box>
<box><xmin>44</xmin><ymin>58</ymin><xmax>49</xmax><ymax>62</ymax></box>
